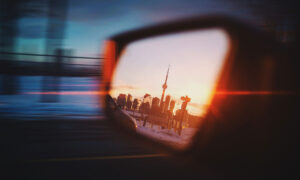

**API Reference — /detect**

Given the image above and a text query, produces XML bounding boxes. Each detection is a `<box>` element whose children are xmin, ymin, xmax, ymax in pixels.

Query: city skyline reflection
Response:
<box><xmin>110</xmin><ymin>29</ymin><xmax>230</xmax><ymax>116</ymax></box>
<box><xmin>109</xmin><ymin>29</ymin><xmax>230</xmax><ymax>148</ymax></box>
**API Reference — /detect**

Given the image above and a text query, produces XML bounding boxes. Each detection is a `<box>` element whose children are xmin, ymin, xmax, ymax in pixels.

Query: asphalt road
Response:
<box><xmin>0</xmin><ymin>118</ymin><xmax>208</xmax><ymax>180</ymax></box>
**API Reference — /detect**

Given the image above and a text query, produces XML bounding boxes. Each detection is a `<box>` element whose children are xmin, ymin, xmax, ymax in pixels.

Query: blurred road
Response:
<box><xmin>0</xmin><ymin>118</ymin><xmax>205</xmax><ymax>180</ymax></box>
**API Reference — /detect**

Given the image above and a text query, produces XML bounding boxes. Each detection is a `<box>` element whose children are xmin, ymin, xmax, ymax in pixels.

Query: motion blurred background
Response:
<box><xmin>0</xmin><ymin>0</ymin><xmax>298</xmax><ymax>120</ymax></box>
<box><xmin>0</xmin><ymin>1</ymin><xmax>298</xmax><ymax>179</ymax></box>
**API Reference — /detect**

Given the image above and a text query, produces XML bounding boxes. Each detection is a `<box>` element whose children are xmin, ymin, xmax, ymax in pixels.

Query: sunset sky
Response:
<box><xmin>110</xmin><ymin>29</ymin><xmax>230</xmax><ymax>116</ymax></box>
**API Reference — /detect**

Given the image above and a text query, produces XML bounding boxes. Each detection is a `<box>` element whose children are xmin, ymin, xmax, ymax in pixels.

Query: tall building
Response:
<box><xmin>160</xmin><ymin>65</ymin><xmax>170</xmax><ymax>112</ymax></box>
<box><xmin>169</xmin><ymin>100</ymin><xmax>175</xmax><ymax>114</ymax></box>
<box><xmin>151</xmin><ymin>97</ymin><xmax>160</xmax><ymax>109</ymax></box>
<box><xmin>127</xmin><ymin>94</ymin><xmax>132</xmax><ymax>101</ymax></box>
<box><xmin>126</xmin><ymin>94</ymin><xmax>132</xmax><ymax>110</ymax></box>
<box><xmin>151</xmin><ymin>97</ymin><xmax>160</xmax><ymax>115</ymax></box>
<box><xmin>163</xmin><ymin>95</ymin><xmax>171</xmax><ymax>113</ymax></box>
<box><xmin>132</xmin><ymin>98</ymin><xmax>139</xmax><ymax>111</ymax></box>
<box><xmin>117</xmin><ymin>93</ymin><xmax>126</xmax><ymax>108</ymax></box>
<box><xmin>181</xmin><ymin>96</ymin><xmax>191</xmax><ymax>110</ymax></box>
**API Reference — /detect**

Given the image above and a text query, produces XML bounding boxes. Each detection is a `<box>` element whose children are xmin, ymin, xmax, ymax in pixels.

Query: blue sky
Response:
<box><xmin>16</xmin><ymin>0</ymin><xmax>256</xmax><ymax>59</ymax></box>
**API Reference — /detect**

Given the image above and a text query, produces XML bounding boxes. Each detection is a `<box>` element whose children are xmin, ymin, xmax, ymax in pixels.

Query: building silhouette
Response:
<box><xmin>117</xmin><ymin>93</ymin><xmax>126</xmax><ymax>108</ymax></box>
<box><xmin>126</xmin><ymin>94</ymin><xmax>132</xmax><ymax>110</ymax></box>
<box><xmin>169</xmin><ymin>100</ymin><xmax>175</xmax><ymax>114</ymax></box>
<box><xmin>132</xmin><ymin>98</ymin><xmax>139</xmax><ymax>111</ymax></box>
<box><xmin>163</xmin><ymin>95</ymin><xmax>171</xmax><ymax>113</ymax></box>
<box><xmin>151</xmin><ymin>97</ymin><xmax>160</xmax><ymax>109</ymax></box>
<box><xmin>151</xmin><ymin>97</ymin><xmax>160</xmax><ymax>115</ymax></box>
<box><xmin>180</xmin><ymin>96</ymin><xmax>191</xmax><ymax>110</ymax></box>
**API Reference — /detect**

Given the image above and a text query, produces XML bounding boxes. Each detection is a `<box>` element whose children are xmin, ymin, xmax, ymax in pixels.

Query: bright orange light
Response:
<box><xmin>103</xmin><ymin>40</ymin><xmax>116</xmax><ymax>89</ymax></box>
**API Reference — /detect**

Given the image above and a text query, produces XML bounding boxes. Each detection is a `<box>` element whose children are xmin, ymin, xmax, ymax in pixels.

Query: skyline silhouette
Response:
<box><xmin>110</xmin><ymin>29</ymin><xmax>229</xmax><ymax>116</ymax></box>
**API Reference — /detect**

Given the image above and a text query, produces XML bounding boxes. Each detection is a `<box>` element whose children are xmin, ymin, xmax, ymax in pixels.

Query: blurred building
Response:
<box><xmin>132</xmin><ymin>98</ymin><xmax>139</xmax><ymax>111</ymax></box>
<box><xmin>139</xmin><ymin>102</ymin><xmax>150</xmax><ymax>114</ymax></box>
<box><xmin>117</xmin><ymin>93</ymin><xmax>126</xmax><ymax>109</ymax></box>
<box><xmin>163</xmin><ymin>95</ymin><xmax>171</xmax><ymax>113</ymax></box>
<box><xmin>0</xmin><ymin>0</ymin><xmax>22</xmax><ymax>94</ymax></box>
<box><xmin>180</xmin><ymin>96</ymin><xmax>191</xmax><ymax>110</ymax></box>
<box><xmin>151</xmin><ymin>97</ymin><xmax>160</xmax><ymax>108</ymax></box>
<box><xmin>169</xmin><ymin>100</ymin><xmax>175</xmax><ymax>114</ymax></box>
<box><xmin>151</xmin><ymin>97</ymin><xmax>160</xmax><ymax>115</ymax></box>
<box><xmin>126</xmin><ymin>94</ymin><xmax>132</xmax><ymax>110</ymax></box>
<box><xmin>41</xmin><ymin>0</ymin><xmax>68</xmax><ymax>102</ymax></box>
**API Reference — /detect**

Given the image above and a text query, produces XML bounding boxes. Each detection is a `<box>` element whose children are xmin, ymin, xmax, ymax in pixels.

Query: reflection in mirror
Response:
<box><xmin>110</xmin><ymin>29</ymin><xmax>230</xmax><ymax>149</ymax></box>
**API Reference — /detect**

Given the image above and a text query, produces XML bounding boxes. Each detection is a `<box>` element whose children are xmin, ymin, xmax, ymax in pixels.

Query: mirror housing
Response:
<box><xmin>102</xmin><ymin>15</ymin><xmax>294</xmax><ymax>166</ymax></box>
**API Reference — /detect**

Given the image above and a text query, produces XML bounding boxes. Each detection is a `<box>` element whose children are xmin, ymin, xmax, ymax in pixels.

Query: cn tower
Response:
<box><xmin>160</xmin><ymin>65</ymin><xmax>170</xmax><ymax>111</ymax></box>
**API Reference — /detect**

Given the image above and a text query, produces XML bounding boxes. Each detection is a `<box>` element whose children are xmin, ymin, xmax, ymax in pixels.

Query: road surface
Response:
<box><xmin>0</xmin><ymin>118</ymin><xmax>209</xmax><ymax>180</ymax></box>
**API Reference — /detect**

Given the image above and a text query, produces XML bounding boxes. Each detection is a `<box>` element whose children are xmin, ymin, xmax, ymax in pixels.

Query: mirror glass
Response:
<box><xmin>110</xmin><ymin>29</ymin><xmax>230</xmax><ymax>149</ymax></box>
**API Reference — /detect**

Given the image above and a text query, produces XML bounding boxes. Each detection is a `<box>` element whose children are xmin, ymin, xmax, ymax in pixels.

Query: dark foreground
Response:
<box><xmin>0</xmin><ymin>119</ymin><xmax>208</xmax><ymax>180</ymax></box>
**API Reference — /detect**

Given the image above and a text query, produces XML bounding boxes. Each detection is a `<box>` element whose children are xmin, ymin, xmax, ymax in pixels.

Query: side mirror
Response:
<box><xmin>102</xmin><ymin>15</ymin><xmax>285</xmax><ymax>154</ymax></box>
